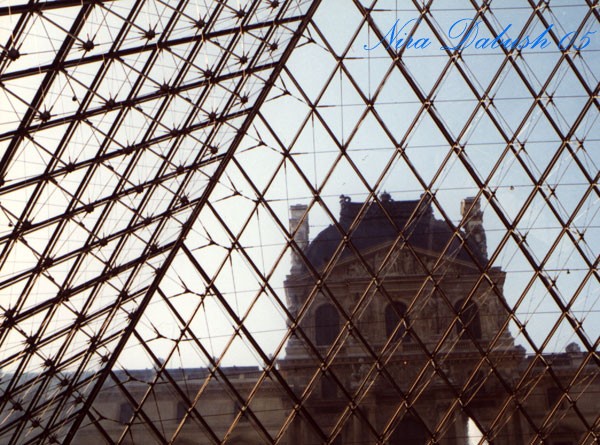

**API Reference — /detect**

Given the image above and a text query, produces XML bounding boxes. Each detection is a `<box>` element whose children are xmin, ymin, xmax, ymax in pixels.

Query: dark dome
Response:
<box><xmin>303</xmin><ymin>195</ymin><xmax>485</xmax><ymax>272</ymax></box>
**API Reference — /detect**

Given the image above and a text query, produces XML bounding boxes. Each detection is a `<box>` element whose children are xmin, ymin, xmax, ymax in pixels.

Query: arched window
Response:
<box><xmin>385</xmin><ymin>301</ymin><xmax>409</xmax><ymax>342</ymax></box>
<box><xmin>455</xmin><ymin>299</ymin><xmax>482</xmax><ymax>340</ymax></box>
<box><xmin>390</xmin><ymin>416</ymin><xmax>427</xmax><ymax>445</ymax></box>
<box><xmin>315</xmin><ymin>304</ymin><xmax>339</xmax><ymax>346</ymax></box>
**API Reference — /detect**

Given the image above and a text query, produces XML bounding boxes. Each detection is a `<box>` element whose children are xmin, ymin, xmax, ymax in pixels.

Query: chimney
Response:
<box><xmin>289</xmin><ymin>204</ymin><xmax>309</xmax><ymax>273</ymax></box>
<box><xmin>461</xmin><ymin>197</ymin><xmax>487</xmax><ymax>259</ymax></box>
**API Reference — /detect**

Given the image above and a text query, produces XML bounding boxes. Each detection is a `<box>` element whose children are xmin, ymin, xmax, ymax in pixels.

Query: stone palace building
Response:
<box><xmin>71</xmin><ymin>195</ymin><xmax>598</xmax><ymax>444</ymax></box>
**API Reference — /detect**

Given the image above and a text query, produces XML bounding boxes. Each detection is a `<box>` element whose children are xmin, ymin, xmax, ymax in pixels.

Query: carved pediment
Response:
<box><xmin>330</xmin><ymin>242</ymin><xmax>480</xmax><ymax>279</ymax></box>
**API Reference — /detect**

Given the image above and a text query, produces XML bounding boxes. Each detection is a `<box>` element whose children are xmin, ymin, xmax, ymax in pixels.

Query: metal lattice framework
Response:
<box><xmin>0</xmin><ymin>0</ymin><xmax>598</xmax><ymax>444</ymax></box>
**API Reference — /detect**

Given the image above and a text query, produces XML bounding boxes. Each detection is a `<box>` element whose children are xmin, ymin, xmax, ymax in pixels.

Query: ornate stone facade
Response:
<box><xmin>71</xmin><ymin>195</ymin><xmax>598</xmax><ymax>444</ymax></box>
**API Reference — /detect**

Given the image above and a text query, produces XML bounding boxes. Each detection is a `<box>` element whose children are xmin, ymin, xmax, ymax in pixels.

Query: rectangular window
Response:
<box><xmin>546</xmin><ymin>387</ymin><xmax>566</xmax><ymax>410</ymax></box>
<box><xmin>118</xmin><ymin>403</ymin><xmax>133</xmax><ymax>424</ymax></box>
<box><xmin>176</xmin><ymin>401</ymin><xmax>187</xmax><ymax>422</ymax></box>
